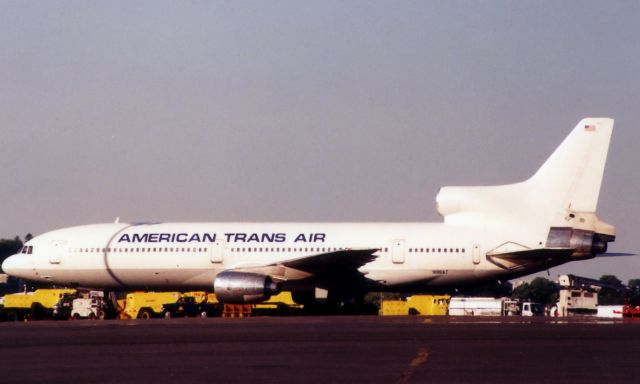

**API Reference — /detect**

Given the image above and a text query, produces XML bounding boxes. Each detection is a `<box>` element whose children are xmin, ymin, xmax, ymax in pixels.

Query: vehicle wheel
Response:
<box><xmin>138</xmin><ymin>309</ymin><xmax>152</xmax><ymax>319</ymax></box>
<box><xmin>97</xmin><ymin>310</ymin><xmax>106</xmax><ymax>320</ymax></box>
<box><xmin>163</xmin><ymin>311</ymin><xmax>172</xmax><ymax>319</ymax></box>
<box><xmin>72</xmin><ymin>313</ymin><xmax>81</xmax><ymax>320</ymax></box>
<box><xmin>200</xmin><ymin>311</ymin><xmax>208</xmax><ymax>318</ymax></box>
<box><xmin>6</xmin><ymin>311</ymin><xmax>19</xmax><ymax>322</ymax></box>
<box><xmin>88</xmin><ymin>313</ymin><xmax>96</xmax><ymax>320</ymax></box>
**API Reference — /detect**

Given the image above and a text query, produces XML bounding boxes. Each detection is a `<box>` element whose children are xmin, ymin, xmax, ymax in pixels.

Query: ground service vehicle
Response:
<box><xmin>0</xmin><ymin>289</ymin><xmax>76</xmax><ymax>321</ymax></box>
<box><xmin>520</xmin><ymin>301</ymin><xmax>544</xmax><ymax>316</ymax></box>
<box><xmin>380</xmin><ymin>300</ymin><xmax>409</xmax><ymax>316</ymax></box>
<box><xmin>448</xmin><ymin>297</ymin><xmax>542</xmax><ymax>316</ymax></box>
<box><xmin>381</xmin><ymin>295</ymin><xmax>450</xmax><ymax>316</ymax></box>
<box><xmin>71</xmin><ymin>297</ymin><xmax>107</xmax><ymax>319</ymax></box>
<box><xmin>407</xmin><ymin>295</ymin><xmax>450</xmax><ymax>315</ymax></box>
<box><xmin>122</xmin><ymin>291</ymin><xmax>181</xmax><ymax>319</ymax></box>
<box><xmin>3</xmin><ymin>119</ymin><xmax>623</xmax><ymax>311</ymax></box>
<box><xmin>253</xmin><ymin>292</ymin><xmax>303</xmax><ymax>316</ymax></box>
<box><xmin>161</xmin><ymin>296</ymin><xmax>221</xmax><ymax>318</ymax></box>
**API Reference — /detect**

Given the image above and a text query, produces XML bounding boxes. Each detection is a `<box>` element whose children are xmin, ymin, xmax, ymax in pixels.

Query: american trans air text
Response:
<box><xmin>117</xmin><ymin>232</ymin><xmax>327</xmax><ymax>243</ymax></box>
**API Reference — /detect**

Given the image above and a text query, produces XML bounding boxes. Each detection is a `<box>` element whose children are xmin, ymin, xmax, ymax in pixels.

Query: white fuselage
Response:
<box><xmin>4</xmin><ymin>221</ymin><xmax>521</xmax><ymax>292</ymax></box>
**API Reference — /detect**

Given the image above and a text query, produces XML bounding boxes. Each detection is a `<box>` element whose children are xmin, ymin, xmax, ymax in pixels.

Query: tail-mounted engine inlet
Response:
<box><xmin>546</xmin><ymin>227</ymin><xmax>615</xmax><ymax>259</ymax></box>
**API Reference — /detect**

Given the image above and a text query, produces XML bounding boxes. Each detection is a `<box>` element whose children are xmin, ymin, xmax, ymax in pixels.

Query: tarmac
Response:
<box><xmin>0</xmin><ymin>316</ymin><xmax>639</xmax><ymax>384</ymax></box>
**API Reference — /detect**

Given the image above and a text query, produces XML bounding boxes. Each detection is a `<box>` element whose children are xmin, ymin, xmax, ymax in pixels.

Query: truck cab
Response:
<box><xmin>521</xmin><ymin>302</ymin><xmax>544</xmax><ymax>316</ymax></box>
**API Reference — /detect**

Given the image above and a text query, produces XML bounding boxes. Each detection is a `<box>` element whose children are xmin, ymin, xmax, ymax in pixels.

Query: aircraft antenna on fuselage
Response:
<box><xmin>114</xmin><ymin>217</ymin><xmax>120</xmax><ymax>224</ymax></box>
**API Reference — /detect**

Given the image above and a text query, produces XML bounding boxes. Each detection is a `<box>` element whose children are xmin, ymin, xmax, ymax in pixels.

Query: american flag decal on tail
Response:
<box><xmin>584</xmin><ymin>124</ymin><xmax>596</xmax><ymax>131</ymax></box>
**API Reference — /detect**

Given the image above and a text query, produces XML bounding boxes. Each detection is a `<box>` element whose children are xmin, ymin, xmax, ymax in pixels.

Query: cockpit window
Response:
<box><xmin>20</xmin><ymin>246</ymin><xmax>33</xmax><ymax>254</ymax></box>
<box><xmin>28</xmin><ymin>246</ymin><xmax>33</xmax><ymax>254</ymax></box>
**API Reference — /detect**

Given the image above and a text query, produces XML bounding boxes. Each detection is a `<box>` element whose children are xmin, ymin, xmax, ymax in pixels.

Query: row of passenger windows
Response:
<box><xmin>75</xmin><ymin>247</ymin><xmax>208</xmax><ymax>253</ymax></box>
<box><xmin>229</xmin><ymin>247</ymin><xmax>385</xmax><ymax>253</ymax></box>
<box><xmin>73</xmin><ymin>246</ymin><xmax>463</xmax><ymax>254</ymax></box>
<box><xmin>74</xmin><ymin>247</ymin><xmax>371</xmax><ymax>254</ymax></box>
<box><xmin>408</xmin><ymin>247</ymin><xmax>465</xmax><ymax>253</ymax></box>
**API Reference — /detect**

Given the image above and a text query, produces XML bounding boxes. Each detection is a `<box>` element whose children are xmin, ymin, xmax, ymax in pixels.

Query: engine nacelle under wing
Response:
<box><xmin>213</xmin><ymin>271</ymin><xmax>280</xmax><ymax>304</ymax></box>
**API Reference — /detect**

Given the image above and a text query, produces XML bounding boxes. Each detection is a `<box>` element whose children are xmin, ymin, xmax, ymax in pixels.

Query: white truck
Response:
<box><xmin>448</xmin><ymin>297</ymin><xmax>543</xmax><ymax>316</ymax></box>
<box><xmin>71</xmin><ymin>292</ymin><xmax>107</xmax><ymax>320</ymax></box>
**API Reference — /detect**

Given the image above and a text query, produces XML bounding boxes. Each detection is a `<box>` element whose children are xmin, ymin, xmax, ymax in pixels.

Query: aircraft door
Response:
<box><xmin>49</xmin><ymin>240</ymin><xmax>66</xmax><ymax>264</ymax></box>
<box><xmin>472</xmin><ymin>244</ymin><xmax>481</xmax><ymax>265</ymax></box>
<box><xmin>391</xmin><ymin>239</ymin><xmax>405</xmax><ymax>264</ymax></box>
<box><xmin>210</xmin><ymin>242</ymin><xmax>224</xmax><ymax>263</ymax></box>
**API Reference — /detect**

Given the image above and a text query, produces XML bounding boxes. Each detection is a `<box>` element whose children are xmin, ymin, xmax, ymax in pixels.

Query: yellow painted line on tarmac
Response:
<box><xmin>396</xmin><ymin>347</ymin><xmax>429</xmax><ymax>384</ymax></box>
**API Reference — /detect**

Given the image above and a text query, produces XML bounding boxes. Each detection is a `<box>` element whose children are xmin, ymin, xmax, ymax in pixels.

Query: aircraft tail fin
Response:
<box><xmin>528</xmin><ymin>117</ymin><xmax>613</xmax><ymax>214</ymax></box>
<box><xmin>436</xmin><ymin>118</ymin><xmax>615</xmax><ymax>240</ymax></box>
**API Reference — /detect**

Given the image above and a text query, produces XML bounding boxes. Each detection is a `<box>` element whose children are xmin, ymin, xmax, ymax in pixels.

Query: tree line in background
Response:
<box><xmin>464</xmin><ymin>275</ymin><xmax>640</xmax><ymax>306</ymax></box>
<box><xmin>0</xmin><ymin>236</ymin><xmax>24</xmax><ymax>272</ymax></box>
<box><xmin>1</xmin><ymin>236</ymin><xmax>639</xmax><ymax>306</ymax></box>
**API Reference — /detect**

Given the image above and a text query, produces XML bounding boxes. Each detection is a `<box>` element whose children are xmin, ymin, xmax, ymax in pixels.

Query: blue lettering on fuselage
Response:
<box><xmin>117</xmin><ymin>232</ymin><xmax>326</xmax><ymax>243</ymax></box>
<box><xmin>118</xmin><ymin>233</ymin><xmax>217</xmax><ymax>243</ymax></box>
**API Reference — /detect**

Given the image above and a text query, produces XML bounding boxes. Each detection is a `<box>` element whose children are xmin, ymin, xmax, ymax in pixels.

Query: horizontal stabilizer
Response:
<box><xmin>596</xmin><ymin>252</ymin><xmax>637</xmax><ymax>257</ymax></box>
<box><xmin>486</xmin><ymin>248</ymin><xmax>574</xmax><ymax>271</ymax></box>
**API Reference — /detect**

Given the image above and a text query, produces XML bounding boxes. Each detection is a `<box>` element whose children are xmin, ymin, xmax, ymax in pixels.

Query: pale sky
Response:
<box><xmin>1</xmin><ymin>1</ymin><xmax>639</xmax><ymax>282</ymax></box>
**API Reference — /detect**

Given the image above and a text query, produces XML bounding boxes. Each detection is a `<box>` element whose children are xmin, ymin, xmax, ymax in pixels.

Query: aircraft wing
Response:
<box><xmin>227</xmin><ymin>248</ymin><xmax>380</xmax><ymax>284</ymax></box>
<box><xmin>279</xmin><ymin>248</ymin><xmax>379</xmax><ymax>275</ymax></box>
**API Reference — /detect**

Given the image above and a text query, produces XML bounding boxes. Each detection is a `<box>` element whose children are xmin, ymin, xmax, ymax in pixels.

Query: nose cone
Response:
<box><xmin>2</xmin><ymin>254</ymin><xmax>33</xmax><ymax>279</ymax></box>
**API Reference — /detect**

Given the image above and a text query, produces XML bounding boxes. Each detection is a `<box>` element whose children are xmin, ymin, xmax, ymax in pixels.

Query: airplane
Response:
<box><xmin>1</xmin><ymin>118</ymin><xmax>620</xmax><ymax>306</ymax></box>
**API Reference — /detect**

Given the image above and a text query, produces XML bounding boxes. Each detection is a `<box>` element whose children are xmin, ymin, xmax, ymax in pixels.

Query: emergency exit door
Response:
<box><xmin>391</xmin><ymin>240</ymin><xmax>405</xmax><ymax>264</ymax></box>
<box><xmin>49</xmin><ymin>240</ymin><xmax>66</xmax><ymax>264</ymax></box>
<box><xmin>472</xmin><ymin>244</ymin><xmax>481</xmax><ymax>265</ymax></box>
<box><xmin>210</xmin><ymin>242</ymin><xmax>223</xmax><ymax>263</ymax></box>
